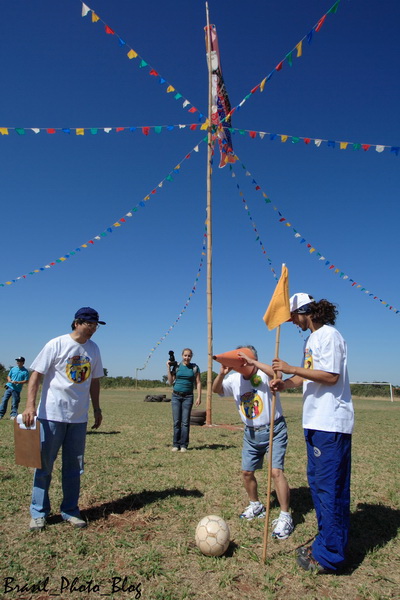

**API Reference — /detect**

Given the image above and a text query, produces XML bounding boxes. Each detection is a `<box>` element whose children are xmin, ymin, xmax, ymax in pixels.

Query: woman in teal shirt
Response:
<box><xmin>167</xmin><ymin>348</ymin><xmax>202</xmax><ymax>452</ymax></box>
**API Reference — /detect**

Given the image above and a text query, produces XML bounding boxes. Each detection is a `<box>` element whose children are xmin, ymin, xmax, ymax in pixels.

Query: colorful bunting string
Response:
<box><xmin>80</xmin><ymin>2</ymin><xmax>204</xmax><ymax>122</ymax></box>
<box><xmin>230</xmin><ymin>128</ymin><xmax>399</xmax><ymax>157</ymax></box>
<box><xmin>0</xmin><ymin>135</ymin><xmax>208</xmax><ymax>288</ymax></box>
<box><xmin>2</xmin><ymin>121</ymin><xmax>397</xmax><ymax>159</ymax></box>
<box><xmin>230</xmin><ymin>157</ymin><xmax>400</xmax><ymax>315</ymax></box>
<box><xmin>0</xmin><ymin>122</ymin><xmax>211</xmax><ymax>136</ymax></box>
<box><xmin>139</xmin><ymin>224</ymin><xmax>207</xmax><ymax>370</ymax></box>
<box><xmin>228</xmin><ymin>165</ymin><xmax>278</xmax><ymax>281</ymax></box>
<box><xmin>224</xmin><ymin>1</ymin><xmax>342</xmax><ymax>121</ymax></box>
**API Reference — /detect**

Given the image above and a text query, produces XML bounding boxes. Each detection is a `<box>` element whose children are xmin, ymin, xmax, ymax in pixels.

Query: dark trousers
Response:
<box><xmin>171</xmin><ymin>393</ymin><xmax>193</xmax><ymax>449</ymax></box>
<box><xmin>305</xmin><ymin>429</ymin><xmax>352</xmax><ymax>571</ymax></box>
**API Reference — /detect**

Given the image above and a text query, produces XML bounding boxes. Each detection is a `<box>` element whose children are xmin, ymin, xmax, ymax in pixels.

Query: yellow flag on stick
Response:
<box><xmin>263</xmin><ymin>264</ymin><xmax>290</xmax><ymax>330</ymax></box>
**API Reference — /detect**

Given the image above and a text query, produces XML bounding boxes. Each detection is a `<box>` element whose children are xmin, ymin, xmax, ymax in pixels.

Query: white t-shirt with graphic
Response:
<box><xmin>302</xmin><ymin>325</ymin><xmax>354</xmax><ymax>434</ymax></box>
<box><xmin>221</xmin><ymin>370</ymin><xmax>283</xmax><ymax>427</ymax></box>
<box><xmin>31</xmin><ymin>334</ymin><xmax>104</xmax><ymax>423</ymax></box>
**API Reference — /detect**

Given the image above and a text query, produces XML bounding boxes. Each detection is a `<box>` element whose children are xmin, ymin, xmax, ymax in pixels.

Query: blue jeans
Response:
<box><xmin>171</xmin><ymin>392</ymin><xmax>193</xmax><ymax>449</ymax></box>
<box><xmin>305</xmin><ymin>429</ymin><xmax>352</xmax><ymax>571</ymax></box>
<box><xmin>0</xmin><ymin>386</ymin><xmax>21</xmax><ymax>418</ymax></box>
<box><xmin>30</xmin><ymin>420</ymin><xmax>87</xmax><ymax>520</ymax></box>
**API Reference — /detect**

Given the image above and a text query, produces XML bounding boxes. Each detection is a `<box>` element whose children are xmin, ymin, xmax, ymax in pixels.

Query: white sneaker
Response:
<box><xmin>240</xmin><ymin>502</ymin><xmax>266</xmax><ymax>520</ymax></box>
<box><xmin>65</xmin><ymin>515</ymin><xmax>87</xmax><ymax>529</ymax></box>
<box><xmin>180</xmin><ymin>447</ymin><xmax>188</xmax><ymax>453</ymax></box>
<box><xmin>171</xmin><ymin>447</ymin><xmax>179</xmax><ymax>452</ymax></box>
<box><xmin>30</xmin><ymin>517</ymin><xmax>46</xmax><ymax>531</ymax></box>
<box><xmin>271</xmin><ymin>513</ymin><xmax>294</xmax><ymax>539</ymax></box>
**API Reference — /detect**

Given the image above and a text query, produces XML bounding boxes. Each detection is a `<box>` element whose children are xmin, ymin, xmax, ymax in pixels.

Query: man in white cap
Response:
<box><xmin>22</xmin><ymin>307</ymin><xmax>105</xmax><ymax>531</ymax></box>
<box><xmin>270</xmin><ymin>294</ymin><xmax>354</xmax><ymax>574</ymax></box>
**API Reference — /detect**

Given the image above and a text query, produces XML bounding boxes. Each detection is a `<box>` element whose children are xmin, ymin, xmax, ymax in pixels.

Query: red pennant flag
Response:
<box><xmin>362</xmin><ymin>144</ymin><xmax>371</xmax><ymax>152</ymax></box>
<box><xmin>304</xmin><ymin>138</ymin><xmax>311</xmax><ymax>144</ymax></box>
<box><xmin>190</xmin><ymin>124</ymin><xmax>197</xmax><ymax>130</ymax></box>
<box><xmin>116</xmin><ymin>128</ymin><xmax>124</xmax><ymax>133</ymax></box>
<box><xmin>47</xmin><ymin>129</ymin><xmax>56</xmax><ymax>134</ymax></box>
<box><xmin>149</xmin><ymin>69</ymin><xmax>159</xmax><ymax>76</ymax></box>
<box><xmin>249</xmin><ymin>131</ymin><xmax>257</xmax><ymax>139</ymax></box>
<box><xmin>142</xmin><ymin>127</ymin><xmax>150</xmax><ymax>136</ymax></box>
<box><xmin>276</xmin><ymin>61</ymin><xmax>284</xmax><ymax>71</ymax></box>
<box><xmin>315</xmin><ymin>15</ymin><xmax>326</xmax><ymax>32</ymax></box>
<box><xmin>188</xmin><ymin>107</ymin><xmax>198</xmax><ymax>113</ymax></box>
<box><xmin>105</xmin><ymin>25</ymin><xmax>115</xmax><ymax>34</ymax></box>
<box><xmin>251</xmin><ymin>85</ymin><xmax>260</xmax><ymax>94</ymax></box>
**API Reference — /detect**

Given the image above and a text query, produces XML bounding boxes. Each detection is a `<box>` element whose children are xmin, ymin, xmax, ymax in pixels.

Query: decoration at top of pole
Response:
<box><xmin>204</xmin><ymin>22</ymin><xmax>237</xmax><ymax>168</ymax></box>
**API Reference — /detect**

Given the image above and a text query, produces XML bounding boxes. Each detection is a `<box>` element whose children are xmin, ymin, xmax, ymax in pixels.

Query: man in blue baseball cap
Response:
<box><xmin>22</xmin><ymin>307</ymin><xmax>106</xmax><ymax>531</ymax></box>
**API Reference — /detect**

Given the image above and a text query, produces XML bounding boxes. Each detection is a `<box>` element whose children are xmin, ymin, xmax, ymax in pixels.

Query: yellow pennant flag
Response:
<box><xmin>263</xmin><ymin>264</ymin><xmax>290</xmax><ymax>330</ymax></box>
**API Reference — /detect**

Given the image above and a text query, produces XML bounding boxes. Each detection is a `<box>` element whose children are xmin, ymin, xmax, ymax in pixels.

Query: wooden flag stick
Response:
<box><xmin>262</xmin><ymin>324</ymin><xmax>281</xmax><ymax>562</ymax></box>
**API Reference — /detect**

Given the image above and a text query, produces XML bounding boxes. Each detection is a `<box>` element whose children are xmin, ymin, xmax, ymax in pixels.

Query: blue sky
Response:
<box><xmin>1</xmin><ymin>0</ymin><xmax>399</xmax><ymax>385</ymax></box>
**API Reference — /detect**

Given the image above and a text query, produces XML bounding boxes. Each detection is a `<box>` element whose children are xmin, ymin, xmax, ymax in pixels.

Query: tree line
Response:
<box><xmin>0</xmin><ymin>364</ymin><xmax>398</xmax><ymax>397</ymax></box>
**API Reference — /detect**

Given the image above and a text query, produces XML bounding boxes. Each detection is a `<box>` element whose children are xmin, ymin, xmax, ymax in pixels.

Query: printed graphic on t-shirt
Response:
<box><xmin>304</xmin><ymin>348</ymin><xmax>313</xmax><ymax>370</ymax></box>
<box><xmin>66</xmin><ymin>354</ymin><xmax>91</xmax><ymax>384</ymax></box>
<box><xmin>240</xmin><ymin>390</ymin><xmax>263</xmax><ymax>420</ymax></box>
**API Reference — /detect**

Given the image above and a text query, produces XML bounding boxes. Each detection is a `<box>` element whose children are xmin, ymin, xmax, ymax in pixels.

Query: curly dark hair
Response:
<box><xmin>308</xmin><ymin>299</ymin><xmax>338</xmax><ymax>325</ymax></box>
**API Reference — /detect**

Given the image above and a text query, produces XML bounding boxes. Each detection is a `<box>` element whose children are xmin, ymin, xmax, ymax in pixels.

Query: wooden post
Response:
<box><xmin>205</xmin><ymin>2</ymin><xmax>213</xmax><ymax>426</ymax></box>
<box><xmin>262</xmin><ymin>325</ymin><xmax>281</xmax><ymax>562</ymax></box>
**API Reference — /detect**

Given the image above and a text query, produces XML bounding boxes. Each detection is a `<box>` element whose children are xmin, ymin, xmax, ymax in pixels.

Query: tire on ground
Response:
<box><xmin>191</xmin><ymin>410</ymin><xmax>206</xmax><ymax>419</ymax></box>
<box><xmin>190</xmin><ymin>416</ymin><xmax>205</xmax><ymax>425</ymax></box>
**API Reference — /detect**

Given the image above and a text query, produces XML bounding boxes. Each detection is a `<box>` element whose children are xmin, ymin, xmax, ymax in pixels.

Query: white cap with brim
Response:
<box><xmin>290</xmin><ymin>293</ymin><xmax>315</xmax><ymax>313</ymax></box>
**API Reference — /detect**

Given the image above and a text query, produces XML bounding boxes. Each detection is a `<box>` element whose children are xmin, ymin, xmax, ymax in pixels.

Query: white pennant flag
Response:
<box><xmin>82</xmin><ymin>3</ymin><xmax>91</xmax><ymax>17</ymax></box>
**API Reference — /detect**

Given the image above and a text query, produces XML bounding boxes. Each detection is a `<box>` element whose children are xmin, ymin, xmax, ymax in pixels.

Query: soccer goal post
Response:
<box><xmin>350</xmin><ymin>382</ymin><xmax>394</xmax><ymax>402</ymax></box>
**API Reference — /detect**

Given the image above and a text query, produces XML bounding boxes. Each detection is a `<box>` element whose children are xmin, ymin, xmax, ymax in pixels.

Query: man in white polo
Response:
<box><xmin>271</xmin><ymin>293</ymin><xmax>354</xmax><ymax>573</ymax></box>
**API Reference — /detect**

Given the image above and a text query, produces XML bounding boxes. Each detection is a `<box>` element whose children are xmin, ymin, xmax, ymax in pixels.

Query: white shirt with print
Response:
<box><xmin>31</xmin><ymin>334</ymin><xmax>103</xmax><ymax>423</ymax></box>
<box><xmin>302</xmin><ymin>325</ymin><xmax>354</xmax><ymax>434</ymax></box>
<box><xmin>221</xmin><ymin>370</ymin><xmax>283</xmax><ymax>427</ymax></box>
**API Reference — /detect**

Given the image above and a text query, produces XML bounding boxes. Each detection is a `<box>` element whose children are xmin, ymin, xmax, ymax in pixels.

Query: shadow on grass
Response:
<box><xmin>79</xmin><ymin>488</ymin><xmax>203</xmax><ymax>523</ymax></box>
<box><xmin>191</xmin><ymin>443</ymin><xmax>238</xmax><ymax>451</ymax></box>
<box><xmin>86</xmin><ymin>430</ymin><xmax>121</xmax><ymax>435</ymax></box>
<box><xmin>269</xmin><ymin>486</ymin><xmax>314</xmax><ymax>525</ymax></box>
<box><xmin>345</xmin><ymin>502</ymin><xmax>400</xmax><ymax>572</ymax></box>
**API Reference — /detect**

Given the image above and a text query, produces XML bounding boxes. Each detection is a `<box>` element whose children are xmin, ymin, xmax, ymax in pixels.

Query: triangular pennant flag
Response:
<box><xmin>263</xmin><ymin>264</ymin><xmax>290</xmax><ymax>330</ymax></box>
<box><xmin>82</xmin><ymin>3</ymin><xmax>91</xmax><ymax>17</ymax></box>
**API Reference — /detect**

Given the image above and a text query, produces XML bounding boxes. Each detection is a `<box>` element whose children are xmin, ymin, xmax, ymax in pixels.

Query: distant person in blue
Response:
<box><xmin>167</xmin><ymin>348</ymin><xmax>201</xmax><ymax>453</ymax></box>
<box><xmin>0</xmin><ymin>357</ymin><xmax>29</xmax><ymax>420</ymax></box>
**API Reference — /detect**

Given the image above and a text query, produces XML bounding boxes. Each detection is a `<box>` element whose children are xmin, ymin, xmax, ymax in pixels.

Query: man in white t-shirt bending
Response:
<box><xmin>22</xmin><ymin>307</ymin><xmax>105</xmax><ymax>531</ymax></box>
<box><xmin>213</xmin><ymin>345</ymin><xmax>294</xmax><ymax>540</ymax></box>
<box><xmin>271</xmin><ymin>294</ymin><xmax>354</xmax><ymax>574</ymax></box>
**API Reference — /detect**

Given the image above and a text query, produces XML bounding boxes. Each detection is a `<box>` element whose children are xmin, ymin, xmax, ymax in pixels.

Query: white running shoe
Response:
<box><xmin>240</xmin><ymin>502</ymin><xmax>266</xmax><ymax>520</ymax></box>
<box><xmin>271</xmin><ymin>513</ymin><xmax>294</xmax><ymax>539</ymax></box>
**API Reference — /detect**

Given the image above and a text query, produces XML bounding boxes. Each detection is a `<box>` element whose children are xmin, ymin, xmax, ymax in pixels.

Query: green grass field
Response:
<box><xmin>1</xmin><ymin>389</ymin><xmax>399</xmax><ymax>600</ymax></box>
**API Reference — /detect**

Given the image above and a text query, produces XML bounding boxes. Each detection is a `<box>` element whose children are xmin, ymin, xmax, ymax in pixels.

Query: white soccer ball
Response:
<box><xmin>195</xmin><ymin>515</ymin><xmax>230</xmax><ymax>557</ymax></box>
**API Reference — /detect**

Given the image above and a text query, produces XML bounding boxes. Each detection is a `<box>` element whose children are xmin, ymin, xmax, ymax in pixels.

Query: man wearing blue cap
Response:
<box><xmin>22</xmin><ymin>307</ymin><xmax>105</xmax><ymax>531</ymax></box>
<box><xmin>270</xmin><ymin>293</ymin><xmax>354</xmax><ymax>574</ymax></box>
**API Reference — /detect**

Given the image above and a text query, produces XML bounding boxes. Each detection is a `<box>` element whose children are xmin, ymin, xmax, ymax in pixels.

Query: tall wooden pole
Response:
<box><xmin>262</xmin><ymin>325</ymin><xmax>281</xmax><ymax>562</ymax></box>
<box><xmin>205</xmin><ymin>2</ymin><xmax>213</xmax><ymax>426</ymax></box>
